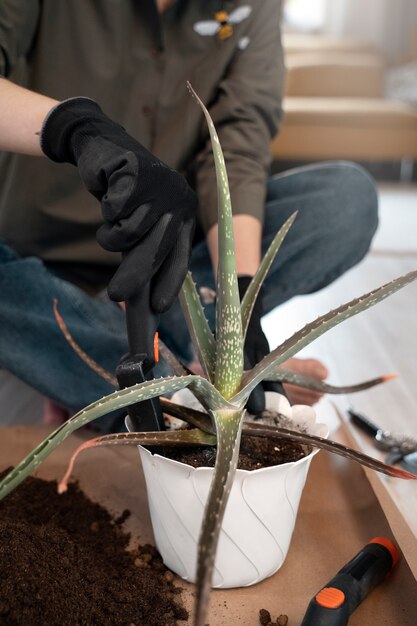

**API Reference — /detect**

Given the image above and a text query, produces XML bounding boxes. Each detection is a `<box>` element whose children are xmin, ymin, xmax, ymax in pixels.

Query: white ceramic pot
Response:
<box><xmin>132</xmin><ymin>391</ymin><xmax>328</xmax><ymax>588</ymax></box>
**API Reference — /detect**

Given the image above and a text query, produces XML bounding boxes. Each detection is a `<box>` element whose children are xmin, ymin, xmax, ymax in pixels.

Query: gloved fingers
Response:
<box><xmin>244</xmin><ymin>314</ymin><xmax>269</xmax><ymax>365</ymax></box>
<box><xmin>96</xmin><ymin>203</ymin><xmax>154</xmax><ymax>252</ymax></box>
<box><xmin>243</xmin><ymin>341</ymin><xmax>268</xmax><ymax>374</ymax></box>
<box><xmin>76</xmin><ymin>138</ymin><xmax>138</xmax><ymax>215</ymax></box>
<box><xmin>246</xmin><ymin>384</ymin><xmax>266</xmax><ymax>416</ymax></box>
<box><xmin>254</xmin><ymin>328</ymin><xmax>270</xmax><ymax>360</ymax></box>
<box><xmin>98</xmin><ymin>148</ymin><xmax>142</xmax><ymax>221</ymax></box>
<box><xmin>152</xmin><ymin>212</ymin><xmax>184</xmax><ymax>270</ymax></box>
<box><xmin>243</xmin><ymin>351</ymin><xmax>254</xmax><ymax>372</ymax></box>
<box><xmin>101</xmin><ymin>155</ymin><xmax>196</xmax><ymax>227</ymax></box>
<box><xmin>246</xmin><ymin>380</ymin><xmax>287</xmax><ymax>416</ymax></box>
<box><xmin>263</xmin><ymin>379</ymin><xmax>287</xmax><ymax>399</ymax></box>
<box><xmin>243</xmin><ymin>352</ymin><xmax>266</xmax><ymax>415</ymax></box>
<box><xmin>107</xmin><ymin>245</ymin><xmax>151</xmax><ymax>302</ymax></box>
<box><xmin>107</xmin><ymin>217</ymin><xmax>175</xmax><ymax>302</ymax></box>
<box><xmin>151</xmin><ymin>217</ymin><xmax>195</xmax><ymax>313</ymax></box>
<box><xmin>255</xmin><ymin>343</ymin><xmax>269</xmax><ymax>367</ymax></box>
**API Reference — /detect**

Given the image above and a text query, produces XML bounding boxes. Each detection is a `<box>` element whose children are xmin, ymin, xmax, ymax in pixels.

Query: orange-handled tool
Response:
<box><xmin>300</xmin><ymin>537</ymin><xmax>399</xmax><ymax>626</ymax></box>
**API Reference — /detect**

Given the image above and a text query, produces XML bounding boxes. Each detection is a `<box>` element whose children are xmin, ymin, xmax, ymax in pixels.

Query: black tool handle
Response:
<box><xmin>117</xmin><ymin>353</ymin><xmax>165</xmax><ymax>433</ymax></box>
<box><xmin>125</xmin><ymin>281</ymin><xmax>158</xmax><ymax>361</ymax></box>
<box><xmin>348</xmin><ymin>408</ymin><xmax>380</xmax><ymax>438</ymax></box>
<box><xmin>300</xmin><ymin>538</ymin><xmax>398</xmax><ymax>626</ymax></box>
<box><xmin>117</xmin><ymin>280</ymin><xmax>165</xmax><ymax>436</ymax></box>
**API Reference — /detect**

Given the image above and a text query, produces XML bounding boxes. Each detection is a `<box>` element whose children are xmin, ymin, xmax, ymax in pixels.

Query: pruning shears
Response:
<box><xmin>348</xmin><ymin>407</ymin><xmax>417</xmax><ymax>475</ymax></box>
<box><xmin>116</xmin><ymin>281</ymin><xmax>165</xmax><ymax>435</ymax></box>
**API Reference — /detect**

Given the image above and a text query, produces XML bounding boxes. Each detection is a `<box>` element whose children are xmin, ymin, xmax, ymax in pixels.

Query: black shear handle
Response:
<box><xmin>117</xmin><ymin>281</ymin><xmax>165</xmax><ymax>435</ymax></box>
<box><xmin>124</xmin><ymin>281</ymin><xmax>158</xmax><ymax>361</ymax></box>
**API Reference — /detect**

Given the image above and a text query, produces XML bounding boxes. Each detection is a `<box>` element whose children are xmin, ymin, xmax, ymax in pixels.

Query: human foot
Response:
<box><xmin>281</xmin><ymin>357</ymin><xmax>329</xmax><ymax>406</ymax></box>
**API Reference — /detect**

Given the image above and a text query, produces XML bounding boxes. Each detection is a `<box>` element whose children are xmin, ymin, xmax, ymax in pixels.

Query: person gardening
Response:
<box><xmin>0</xmin><ymin>0</ymin><xmax>378</xmax><ymax>426</ymax></box>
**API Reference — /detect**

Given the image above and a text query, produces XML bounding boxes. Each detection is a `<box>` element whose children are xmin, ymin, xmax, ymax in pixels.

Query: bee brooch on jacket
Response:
<box><xmin>193</xmin><ymin>6</ymin><xmax>252</xmax><ymax>41</ymax></box>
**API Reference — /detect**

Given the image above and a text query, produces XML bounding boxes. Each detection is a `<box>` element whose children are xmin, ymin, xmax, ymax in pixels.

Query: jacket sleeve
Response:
<box><xmin>0</xmin><ymin>0</ymin><xmax>40</xmax><ymax>77</ymax></box>
<box><xmin>195</xmin><ymin>0</ymin><xmax>285</xmax><ymax>233</ymax></box>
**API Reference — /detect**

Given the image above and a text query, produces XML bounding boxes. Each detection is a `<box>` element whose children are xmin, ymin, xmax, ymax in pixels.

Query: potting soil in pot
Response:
<box><xmin>0</xmin><ymin>469</ymin><xmax>188</xmax><ymax>626</ymax></box>
<box><xmin>167</xmin><ymin>433</ymin><xmax>308</xmax><ymax>469</ymax></box>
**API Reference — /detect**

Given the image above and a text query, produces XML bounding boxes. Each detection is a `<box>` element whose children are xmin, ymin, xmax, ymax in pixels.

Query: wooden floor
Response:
<box><xmin>263</xmin><ymin>182</ymin><xmax>417</xmax><ymax>577</ymax></box>
<box><xmin>263</xmin><ymin>182</ymin><xmax>417</xmax><ymax>434</ymax></box>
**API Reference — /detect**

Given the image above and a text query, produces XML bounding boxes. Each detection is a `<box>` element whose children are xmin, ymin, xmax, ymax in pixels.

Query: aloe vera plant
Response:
<box><xmin>1</xmin><ymin>84</ymin><xmax>417</xmax><ymax>626</ymax></box>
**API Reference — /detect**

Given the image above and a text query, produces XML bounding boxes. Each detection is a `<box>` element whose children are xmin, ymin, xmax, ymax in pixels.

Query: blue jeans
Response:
<box><xmin>0</xmin><ymin>161</ymin><xmax>378</xmax><ymax>419</ymax></box>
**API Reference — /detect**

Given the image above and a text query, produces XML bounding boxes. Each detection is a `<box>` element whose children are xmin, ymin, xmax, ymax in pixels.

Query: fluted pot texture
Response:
<box><xmin>134</xmin><ymin>392</ymin><xmax>328</xmax><ymax>588</ymax></box>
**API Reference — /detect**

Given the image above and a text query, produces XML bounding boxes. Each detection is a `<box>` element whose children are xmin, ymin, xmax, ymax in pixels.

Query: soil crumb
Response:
<box><xmin>259</xmin><ymin>608</ymin><xmax>272</xmax><ymax>625</ymax></box>
<box><xmin>259</xmin><ymin>609</ymin><xmax>288</xmax><ymax>626</ymax></box>
<box><xmin>0</xmin><ymin>469</ymin><xmax>188</xmax><ymax>626</ymax></box>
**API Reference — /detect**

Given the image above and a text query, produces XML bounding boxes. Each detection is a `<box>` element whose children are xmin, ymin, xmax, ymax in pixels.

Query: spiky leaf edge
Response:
<box><xmin>0</xmin><ymin>375</ymin><xmax>233</xmax><ymax>501</ymax></box>
<box><xmin>179</xmin><ymin>273</ymin><xmax>216</xmax><ymax>381</ymax></box>
<box><xmin>241</xmin><ymin>212</ymin><xmax>297</xmax><ymax>340</ymax></box>
<box><xmin>58</xmin><ymin>428</ymin><xmax>217</xmax><ymax>493</ymax></box>
<box><xmin>261</xmin><ymin>369</ymin><xmax>397</xmax><ymax>395</ymax></box>
<box><xmin>195</xmin><ymin>409</ymin><xmax>243</xmax><ymax>626</ymax></box>
<box><xmin>234</xmin><ymin>270</ymin><xmax>417</xmax><ymax>404</ymax></box>
<box><xmin>187</xmin><ymin>82</ymin><xmax>243</xmax><ymax>400</ymax></box>
<box><xmin>56</xmin><ymin>297</ymin><xmax>393</xmax><ymax>411</ymax></box>
<box><xmin>57</xmin><ymin>419</ymin><xmax>415</xmax><ymax>497</ymax></box>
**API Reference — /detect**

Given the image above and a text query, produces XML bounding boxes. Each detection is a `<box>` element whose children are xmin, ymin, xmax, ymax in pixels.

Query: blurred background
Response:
<box><xmin>265</xmin><ymin>0</ymin><xmax>417</xmax><ymax>451</ymax></box>
<box><xmin>266</xmin><ymin>0</ymin><xmax>417</xmax><ymax>570</ymax></box>
<box><xmin>273</xmin><ymin>0</ymin><xmax>417</xmax><ymax>182</ymax></box>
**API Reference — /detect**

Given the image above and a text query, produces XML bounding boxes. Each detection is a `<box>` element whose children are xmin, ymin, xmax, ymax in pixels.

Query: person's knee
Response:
<box><xmin>262</xmin><ymin>162</ymin><xmax>379</xmax><ymax>304</ymax></box>
<box><xmin>0</xmin><ymin>239</ymin><xmax>20</xmax><ymax>263</ymax></box>
<box><xmin>327</xmin><ymin>161</ymin><xmax>378</xmax><ymax>247</ymax></box>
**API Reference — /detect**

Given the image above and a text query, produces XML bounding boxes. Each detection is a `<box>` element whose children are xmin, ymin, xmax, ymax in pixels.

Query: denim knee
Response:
<box><xmin>262</xmin><ymin>161</ymin><xmax>379</xmax><ymax>308</ymax></box>
<box><xmin>0</xmin><ymin>239</ymin><xmax>20</xmax><ymax>263</ymax></box>
<box><xmin>323</xmin><ymin>161</ymin><xmax>379</xmax><ymax>253</ymax></box>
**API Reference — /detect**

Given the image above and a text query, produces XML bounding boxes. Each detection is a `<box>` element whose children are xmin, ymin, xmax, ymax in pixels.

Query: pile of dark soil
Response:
<box><xmin>0</xmin><ymin>470</ymin><xmax>188</xmax><ymax>626</ymax></box>
<box><xmin>0</xmin><ymin>427</ymin><xmax>309</xmax><ymax>624</ymax></box>
<box><xmin>168</xmin><ymin>433</ymin><xmax>308</xmax><ymax>470</ymax></box>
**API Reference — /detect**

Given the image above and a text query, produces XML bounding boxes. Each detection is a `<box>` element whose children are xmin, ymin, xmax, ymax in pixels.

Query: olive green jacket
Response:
<box><xmin>0</xmin><ymin>0</ymin><xmax>284</xmax><ymax>289</ymax></box>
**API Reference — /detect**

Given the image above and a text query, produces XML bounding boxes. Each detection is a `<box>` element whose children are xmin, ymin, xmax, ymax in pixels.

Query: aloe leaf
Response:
<box><xmin>234</xmin><ymin>269</ymin><xmax>417</xmax><ymax>404</ymax></box>
<box><xmin>0</xmin><ymin>375</ymin><xmax>230</xmax><ymax>501</ymax></box>
<box><xmin>160</xmin><ymin>398</ymin><xmax>214</xmax><ymax>434</ymax></box>
<box><xmin>159</xmin><ymin>400</ymin><xmax>414</xmax><ymax>480</ymax></box>
<box><xmin>58</xmin><ymin>428</ymin><xmax>217</xmax><ymax>494</ymax></box>
<box><xmin>195</xmin><ymin>409</ymin><xmax>243</xmax><ymax>626</ymax></box>
<box><xmin>188</xmin><ymin>82</ymin><xmax>243</xmax><ymax>400</ymax></box>
<box><xmin>55</xmin><ymin>298</ymin><xmax>214</xmax><ymax>428</ymax></box>
<box><xmin>54</xmin><ymin>299</ymin><xmax>118</xmax><ymax>387</ymax></box>
<box><xmin>158</xmin><ymin>338</ymin><xmax>190</xmax><ymax>377</ymax></box>
<box><xmin>241</xmin><ymin>212</ymin><xmax>297</xmax><ymax>340</ymax></box>
<box><xmin>56</xmin><ymin>298</ymin><xmax>202</xmax><ymax>400</ymax></box>
<box><xmin>256</xmin><ymin>368</ymin><xmax>396</xmax><ymax>395</ymax></box>
<box><xmin>87</xmin><ymin>428</ymin><xmax>216</xmax><ymax>447</ymax></box>
<box><xmin>179</xmin><ymin>273</ymin><xmax>216</xmax><ymax>381</ymax></box>
<box><xmin>242</xmin><ymin>423</ymin><xmax>416</xmax><ymax>480</ymax></box>
<box><xmin>57</xmin><ymin>295</ymin><xmax>197</xmax><ymax>384</ymax></box>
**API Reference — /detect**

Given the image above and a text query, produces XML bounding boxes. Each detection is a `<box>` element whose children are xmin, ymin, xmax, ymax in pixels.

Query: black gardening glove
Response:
<box><xmin>41</xmin><ymin>97</ymin><xmax>196</xmax><ymax>312</ymax></box>
<box><xmin>238</xmin><ymin>276</ymin><xmax>286</xmax><ymax>415</ymax></box>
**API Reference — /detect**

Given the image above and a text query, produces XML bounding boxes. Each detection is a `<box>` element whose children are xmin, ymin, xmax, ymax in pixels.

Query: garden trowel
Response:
<box><xmin>116</xmin><ymin>281</ymin><xmax>165</xmax><ymax>434</ymax></box>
